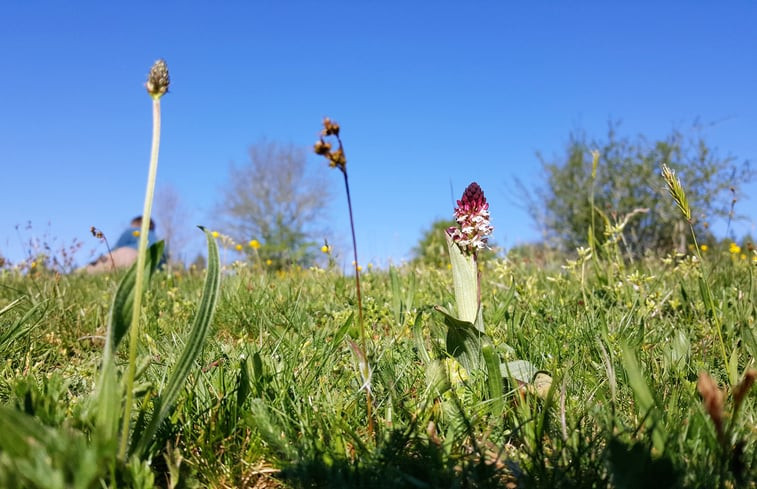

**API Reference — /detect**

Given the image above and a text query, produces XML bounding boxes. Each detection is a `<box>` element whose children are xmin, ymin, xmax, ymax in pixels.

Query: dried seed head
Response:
<box><xmin>314</xmin><ymin>139</ymin><xmax>331</xmax><ymax>156</ymax></box>
<box><xmin>146</xmin><ymin>59</ymin><xmax>170</xmax><ymax>99</ymax></box>
<box><xmin>446</xmin><ymin>182</ymin><xmax>494</xmax><ymax>256</ymax></box>
<box><xmin>90</xmin><ymin>226</ymin><xmax>104</xmax><ymax>240</ymax></box>
<box><xmin>733</xmin><ymin>368</ymin><xmax>756</xmax><ymax>410</ymax></box>
<box><xmin>315</xmin><ymin>117</ymin><xmax>347</xmax><ymax>173</ymax></box>
<box><xmin>328</xmin><ymin>148</ymin><xmax>346</xmax><ymax>170</ymax></box>
<box><xmin>321</xmin><ymin>117</ymin><xmax>340</xmax><ymax>137</ymax></box>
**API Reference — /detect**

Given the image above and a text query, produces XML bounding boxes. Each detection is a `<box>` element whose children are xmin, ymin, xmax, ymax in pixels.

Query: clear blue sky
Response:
<box><xmin>1</xmin><ymin>2</ymin><xmax>755</xmax><ymax>268</ymax></box>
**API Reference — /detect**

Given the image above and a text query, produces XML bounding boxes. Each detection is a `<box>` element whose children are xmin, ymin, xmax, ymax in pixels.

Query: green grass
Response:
<box><xmin>0</xmin><ymin>248</ymin><xmax>755</xmax><ymax>488</ymax></box>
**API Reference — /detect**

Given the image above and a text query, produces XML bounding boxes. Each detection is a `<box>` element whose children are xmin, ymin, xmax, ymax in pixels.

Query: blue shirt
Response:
<box><xmin>114</xmin><ymin>226</ymin><xmax>167</xmax><ymax>265</ymax></box>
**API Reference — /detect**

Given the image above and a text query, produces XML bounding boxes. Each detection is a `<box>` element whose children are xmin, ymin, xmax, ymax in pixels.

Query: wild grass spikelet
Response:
<box><xmin>661</xmin><ymin>164</ymin><xmax>691</xmax><ymax>222</ymax></box>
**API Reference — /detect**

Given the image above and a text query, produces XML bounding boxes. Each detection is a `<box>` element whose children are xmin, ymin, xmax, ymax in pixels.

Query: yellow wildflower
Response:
<box><xmin>730</xmin><ymin>242</ymin><xmax>741</xmax><ymax>254</ymax></box>
<box><xmin>321</xmin><ymin>244</ymin><xmax>330</xmax><ymax>253</ymax></box>
<box><xmin>235</xmin><ymin>244</ymin><xmax>243</xmax><ymax>251</ymax></box>
<box><xmin>249</xmin><ymin>239</ymin><xmax>260</xmax><ymax>249</ymax></box>
<box><xmin>700</xmin><ymin>244</ymin><xmax>708</xmax><ymax>252</ymax></box>
<box><xmin>211</xmin><ymin>231</ymin><xmax>219</xmax><ymax>239</ymax></box>
<box><xmin>265</xmin><ymin>259</ymin><xmax>272</xmax><ymax>266</ymax></box>
<box><xmin>132</xmin><ymin>230</ymin><xmax>140</xmax><ymax>237</ymax></box>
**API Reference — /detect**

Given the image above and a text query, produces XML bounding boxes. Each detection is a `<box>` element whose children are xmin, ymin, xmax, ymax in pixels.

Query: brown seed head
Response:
<box><xmin>733</xmin><ymin>368</ymin><xmax>756</xmax><ymax>409</ymax></box>
<box><xmin>328</xmin><ymin>148</ymin><xmax>347</xmax><ymax>170</ymax></box>
<box><xmin>321</xmin><ymin>117</ymin><xmax>340</xmax><ymax>137</ymax></box>
<box><xmin>697</xmin><ymin>371</ymin><xmax>725</xmax><ymax>439</ymax></box>
<box><xmin>314</xmin><ymin>139</ymin><xmax>331</xmax><ymax>156</ymax></box>
<box><xmin>146</xmin><ymin>59</ymin><xmax>170</xmax><ymax>99</ymax></box>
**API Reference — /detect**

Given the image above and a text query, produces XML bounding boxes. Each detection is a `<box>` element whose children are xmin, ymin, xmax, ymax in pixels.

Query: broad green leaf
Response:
<box><xmin>0</xmin><ymin>406</ymin><xmax>55</xmax><ymax>457</ymax></box>
<box><xmin>94</xmin><ymin>357</ymin><xmax>120</xmax><ymax>443</ymax></box>
<box><xmin>500</xmin><ymin>359</ymin><xmax>537</xmax><ymax>384</ymax></box>
<box><xmin>435</xmin><ymin>305</ymin><xmax>489</xmax><ymax>372</ymax></box>
<box><xmin>425</xmin><ymin>360</ymin><xmax>451</xmax><ymax>397</ymax></box>
<box><xmin>94</xmin><ymin>240</ymin><xmax>164</xmax><ymax>445</ymax></box>
<box><xmin>620</xmin><ymin>344</ymin><xmax>665</xmax><ymax>454</ymax></box>
<box><xmin>445</xmin><ymin>233</ymin><xmax>479</xmax><ymax>326</ymax></box>
<box><xmin>483</xmin><ymin>343</ymin><xmax>503</xmax><ymax>414</ymax></box>
<box><xmin>106</xmin><ymin>240</ymin><xmax>165</xmax><ymax>354</ymax></box>
<box><xmin>131</xmin><ymin>227</ymin><xmax>221</xmax><ymax>456</ymax></box>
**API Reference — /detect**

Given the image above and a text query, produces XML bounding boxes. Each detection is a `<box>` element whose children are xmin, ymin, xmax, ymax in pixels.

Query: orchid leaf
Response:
<box><xmin>445</xmin><ymin>233</ymin><xmax>479</xmax><ymax>327</ymax></box>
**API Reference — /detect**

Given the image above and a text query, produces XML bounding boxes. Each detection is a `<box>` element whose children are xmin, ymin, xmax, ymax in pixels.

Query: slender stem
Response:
<box><xmin>689</xmin><ymin>225</ymin><xmax>729</xmax><ymax>377</ymax></box>
<box><xmin>341</xmin><ymin>169</ymin><xmax>374</xmax><ymax>436</ymax></box>
<box><xmin>119</xmin><ymin>97</ymin><xmax>162</xmax><ymax>459</ymax></box>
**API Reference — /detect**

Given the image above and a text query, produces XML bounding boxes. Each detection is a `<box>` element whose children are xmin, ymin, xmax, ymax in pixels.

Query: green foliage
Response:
<box><xmin>0</xmin><ymin>229</ymin><xmax>221</xmax><ymax>488</ymax></box>
<box><xmin>0</xmin><ymin>242</ymin><xmax>756</xmax><ymax>487</ymax></box>
<box><xmin>412</xmin><ymin>219</ymin><xmax>456</xmax><ymax>267</ymax></box>
<box><xmin>525</xmin><ymin>123</ymin><xmax>753</xmax><ymax>256</ymax></box>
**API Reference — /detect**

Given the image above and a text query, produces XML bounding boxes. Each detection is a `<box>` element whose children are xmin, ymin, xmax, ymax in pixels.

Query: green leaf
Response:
<box><xmin>0</xmin><ymin>406</ymin><xmax>56</xmax><ymax>458</ymax></box>
<box><xmin>248</xmin><ymin>398</ymin><xmax>296</xmax><ymax>460</ymax></box>
<box><xmin>106</xmin><ymin>240</ymin><xmax>165</xmax><ymax>354</ymax></box>
<box><xmin>445</xmin><ymin>233</ymin><xmax>479</xmax><ymax>326</ymax></box>
<box><xmin>131</xmin><ymin>227</ymin><xmax>221</xmax><ymax>456</ymax></box>
<box><xmin>237</xmin><ymin>357</ymin><xmax>251</xmax><ymax>411</ymax></box>
<box><xmin>483</xmin><ymin>344</ymin><xmax>503</xmax><ymax>414</ymax></box>
<box><xmin>412</xmin><ymin>311</ymin><xmax>432</xmax><ymax>364</ymax></box>
<box><xmin>435</xmin><ymin>305</ymin><xmax>489</xmax><ymax>372</ymax></box>
<box><xmin>0</xmin><ymin>299</ymin><xmax>43</xmax><ymax>354</ymax></box>
<box><xmin>500</xmin><ymin>359</ymin><xmax>537</xmax><ymax>385</ymax></box>
<box><xmin>94</xmin><ymin>241</ymin><xmax>164</xmax><ymax>445</ymax></box>
<box><xmin>620</xmin><ymin>344</ymin><xmax>665</xmax><ymax>454</ymax></box>
<box><xmin>390</xmin><ymin>266</ymin><xmax>402</xmax><ymax>325</ymax></box>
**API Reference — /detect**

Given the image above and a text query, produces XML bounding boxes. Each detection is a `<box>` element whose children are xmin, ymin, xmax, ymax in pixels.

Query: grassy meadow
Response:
<box><xmin>1</xmin><ymin>61</ymin><xmax>755</xmax><ymax>489</ymax></box>
<box><xmin>0</xmin><ymin>240</ymin><xmax>755</xmax><ymax>488</ymax></box>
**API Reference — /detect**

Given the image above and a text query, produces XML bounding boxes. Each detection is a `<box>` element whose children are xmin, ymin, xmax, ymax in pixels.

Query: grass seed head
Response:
<box><xmin>661</xmin><ymin>164</ymin><xmax>691</xmax><ymax>222</ymax></box>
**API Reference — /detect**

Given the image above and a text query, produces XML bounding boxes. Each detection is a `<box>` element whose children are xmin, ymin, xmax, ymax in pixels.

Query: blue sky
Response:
<box><xmin>1</xmin><ymin>2</ymin><xmax>755</xmax><ymax>268</ymax></box>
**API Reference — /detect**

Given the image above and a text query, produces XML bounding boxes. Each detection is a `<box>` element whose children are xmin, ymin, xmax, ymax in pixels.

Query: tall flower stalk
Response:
<box><xmin>119</xmin><ymin>59</ymin><xmax>170</xmax><ymax>458</ymax></box>
<box><xmin>314</xmin><ymin>118</ymin><xmax>373</xmax><ymax>436</ymax></box>
<box><xmin>445</xmin><ymin>182</ymin><xmax>494</xmax><ymax>326</ymax></box>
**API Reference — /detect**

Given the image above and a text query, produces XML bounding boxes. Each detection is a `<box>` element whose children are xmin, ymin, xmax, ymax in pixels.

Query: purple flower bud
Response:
<box><xmin>446</xmin><ymin>182</ymin><xmax>493</xmax><ymax>256</ymax></box>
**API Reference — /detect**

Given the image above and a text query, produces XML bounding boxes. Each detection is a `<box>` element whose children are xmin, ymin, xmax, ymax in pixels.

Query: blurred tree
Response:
<box><xmin>154</xmin><ymin>183</ymin><xmax>192</xmax><ymax>265</ymax></box>
<box><xmin>217</xmin><ymin>140</ymin><xmax>332</xmax><ymax>268</ymax></box>
<box><xmin>521</xmin><ymin>123</ymin><xmax>753</xmax><ymax>257</ymax></box>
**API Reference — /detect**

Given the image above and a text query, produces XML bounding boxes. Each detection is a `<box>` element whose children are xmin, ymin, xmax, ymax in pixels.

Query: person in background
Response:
<box><xmin>83</xmin><ymin>216</ymin><xmax>167</xmax><ymax>273</ymax></box>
